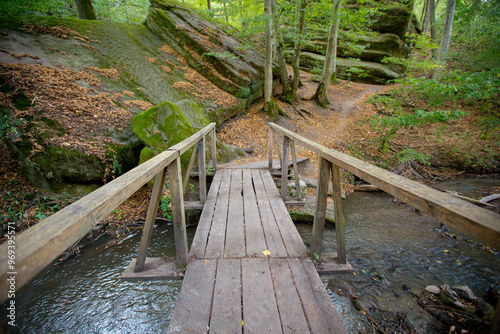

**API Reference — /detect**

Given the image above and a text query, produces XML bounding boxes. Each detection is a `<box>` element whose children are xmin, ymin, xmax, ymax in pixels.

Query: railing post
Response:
<box><xmin>134</xmin><ymin>167</ymin><xmax>167</xmax><ymax>272</ymax></box>
<box><xmin>268</xmin><ymin>128</ymin><xmax>274</xmax><ymax>172</ymax></box>
<box><xmin>332</xmin><ymin>164</ymin><xmax>346</xmax><ymax>263</ymax></box>
<box><xmin>310</xmin><ymin>157</ymin><xmax>331</xmax><ymax>259</ymax></box>
<box><xmin>211</xmin><ymin>126</ymin><xmax>217</xmax><ymax>171</ymax></box>
<box><xmin>290</xmin><ymin>140</ymin><xmax>302</xmax><ymax>200</ymax></box>
<box><xmin>198</xmin><ymin>136</ymin><xmax>206</xmax><ymax>203</ymax></box>
<box><xmin>281</xmin><ymin>136</ymin><xmax>290</xmax><ymax>201</ymax></box>
<box><xmin>168</xmin><ymin>156</ymin><xmax>188</xmax><ymax>267</ymax></box>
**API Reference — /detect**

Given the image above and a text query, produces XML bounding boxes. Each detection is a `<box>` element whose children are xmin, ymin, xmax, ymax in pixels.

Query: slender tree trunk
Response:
<box><xmin>421</xmin><ymin>0</ymin><xmax>429</xmax><ymax>33</ymax></box>
<box><xmin>429</xmin><ymin>0</ymin><xmax>437</xmax><ymax>59</ymax></box>
<box><xmin>264</xmin><ymin>0</ymin><xmax>275</xmax><ymax>116</ymax></box>
<box><xmin>314</xmin><ymin>0</ymin><xmax>342</xmax><ymax>108</ymax></box>
<box><xmin>291</xmin><ymin>0</ymin><xmax>307</xmax><ymax>102</ymax></box>
<box><xmin>272</xmin><ymin>0</ymin><xmax>290</xmax><ymax>102</ymax></box>
<box><xmin>432</xmin><ymin>0</ymin><xmax>456</xmax><ymax>78</ymax></box>
<box><xmin>75</xmin><ymin>0</ymin><xmax>97</xmax><ymax>20</ymax></box>
<box><xmin>223</xmin><ymin>2</ymin><xmax>229</xmax><ymax>23</ymax></box>
<box><xmin>207</xmin><ymin>0</ymin><xmax>211</xmax><ymax>10</ymax></box>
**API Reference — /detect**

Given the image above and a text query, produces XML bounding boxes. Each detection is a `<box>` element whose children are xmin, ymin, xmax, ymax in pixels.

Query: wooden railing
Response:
<box><xmin>268</xmin><ymin>123</ymin><xmax>500</xmax><ymax>263</ymax></box>
<box><xmin>0</xmin><ymin>123</ymin><xmax>217</xmax><ymax>303</ymax></box>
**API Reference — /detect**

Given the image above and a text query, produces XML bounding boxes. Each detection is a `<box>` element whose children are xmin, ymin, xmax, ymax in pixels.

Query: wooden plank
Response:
<box><xmin>252</xmin><ymin>170</ymin><xmax>287</xmax><ymax>258</ymax></box>
<box><xmin>290</xmin><ymin>140</ymin><xmax>302</xmax><ymax>200</ymax></box>
<box><xmin>167</xmin><ymin>259</ymin><xmax>217</xmax><ymax>334</ymax></box>
<box><xmin>243</xmin><ymin>169</ymin><xmax>268</xmax><ymax>257</ymax></box>
<box><xmin>211</xmin><ymin>126</ymin><xmax>217</xmax><ymax>171</ymax></box>
<box><xmin>315</xmin><ymin>253</ymin><xmax>353</xmax><ymax>275</ymax></box>
<box><xmin>182</xmin><ymin>146</ymin><xmax>198</xmax><ymax>193</ymax></box>
<box><xmin>0</xmin><ymin>147</ymin><xmax>179</xmax><ymax>302</ymax></box>
<box><xmin>260</xmin><ymin>170</ymin><xmax>308</xmax><ymax>257</ymax></box>
<box><xmin>268</xmin><ymin>122</ymin><xmax>500</xmax><ymax>251</ymax></box>
<box><xmin>189</xmin><ymin>170</ymin><xmax>223</xmax><ymax>259</ymax></box>
<box><xmin>283</xmin><ymin>199</ymin><xmax>305</xmax><ymax>207</ymax></box>
<box><xmin>268</xmin><ymin>128</ymin><xmax>274</xmax><ymax>171</ymax></box>
<box><xmin>287</xmin><ymin>257</ymin><xmax>330</xmax><ymax>333</ymax></box>
<box><xmin>210</xmin><ymin>259</ymin><xmax>243</xmax><ymax>334</ymax></box>
<box><xmin>225</xmin><ymin>169</ymin><xmax>246</xmax><ymax>258</ymax></box>
<box><xmin>205</xmin><ymin>169</ymin><xmax>231</xmax><ymax>258</ymax></box>
<box><xmin>168</xmin><ymin>157</ymin><xmax>188</xmax><ymax>267</ymax></box>
<box><xmin>135</xmin><ymin>168</ymin><xmax>167</xmax><ymax>272</ymax></box>
<box><xmin>242</xmin><ymin>258</ymin><xmax>282</xmax><ymax>333</ymax></box>
<box><xmin>222</xmin><ymin>158</ymin><xmax>309</xmax><ymax>170</ymax></box>
<box><xmin>301</xmin><ymin>258</ymin><xmax>348</xmax><ymax>334</ymax></box>
<box><xmin>310</xmin><ymin>158</ymin><xmax>331</xmax><ymax>259</ymax></box>
<box><xmin>198</xmin><ymin>137</ymin><xmax>207</xmax><ymax>203</ymax></box>
<box><xmin>122</xmin><ymin>258</ymin><xmax>184</xmax><ymax>281</ymax></box>
<box><xmin>269</xmin><ymin>258</ymin><xmax>310</xmax><ymax>334</ymax></box>
<box><xmin>331</xmin><ymin>164</ymin><xmax>346</xmax><ymax>263</ymax></box>
<box><xmin>281</xmin><ymin>136</ymin><xmax>290</xmax><ymax>200</ymax></box>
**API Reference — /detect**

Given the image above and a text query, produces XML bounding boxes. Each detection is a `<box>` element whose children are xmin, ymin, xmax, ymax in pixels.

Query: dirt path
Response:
<box><xmin>218</xmin><ymin>69</ymin><xmax>389</xmax><ymax>178</ymax></box>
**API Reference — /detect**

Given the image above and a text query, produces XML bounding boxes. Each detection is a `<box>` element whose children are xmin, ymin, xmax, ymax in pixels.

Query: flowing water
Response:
<box><xmin>1</xmin><ymin>178</ymin><xmax>499</xmax><ymax>333</ymax></box>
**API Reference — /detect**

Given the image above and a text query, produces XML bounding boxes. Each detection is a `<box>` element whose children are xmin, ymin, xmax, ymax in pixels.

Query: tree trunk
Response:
<box><xmin>291</xmin><ymin>0</ymin><xmax>307</xmax><ymax>102</ymax></box>
<box><xmin>207</xmin><ymin>0</ymin><xmax>211</xmax><ymax>10</ymax></box>
<box><xmin>264</xmin><ymin>0</ymin><xmax>275</xmax><ymax>116</ymax></box>
<box><xmin>272</xmin><ymin>0</ymin><xmax>291</xmax><ymax>102</ymax></box>
<box><xmin>75</xmin><ymin>0</ymin><xmax>97</xmax><ymax>20</ymax></box>
<box><xmin>429</xmin><ymin>0</ymin><xmax>437</xmax><ymax>59</ymax></box>
<box><xmin>432</xmin><ymin>0</ymin><xmax>456</xmax><ymax>78</ymax></box>
<box><xmin>314</xmin><ymin>0</ymin><xmax>342</xmax><ymax>108</ymax></box>
<box><xmin>421</xmin><ymin>0</ymin><xmax>429</xmax><ymax>33</ymax></box>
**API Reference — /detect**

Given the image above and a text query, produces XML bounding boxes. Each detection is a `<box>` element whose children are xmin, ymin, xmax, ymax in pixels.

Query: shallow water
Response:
<box><xmin>1</xmin><ymin>178</ymin><xmax>499</xmax><ymax>333</ymax></box>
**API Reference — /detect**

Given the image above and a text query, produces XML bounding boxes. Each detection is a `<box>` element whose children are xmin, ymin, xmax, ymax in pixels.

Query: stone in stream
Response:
<box><xmin>425</xmin><ymin>285</ymin><xmax>441</xmax><ymax>295</ymax></box>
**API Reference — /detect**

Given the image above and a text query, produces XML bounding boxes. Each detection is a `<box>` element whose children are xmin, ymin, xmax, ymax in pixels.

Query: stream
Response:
<box><xmin>1</xmin><ymin>178</ymin><xmax>499</xmax><ymax>333</ymax></box>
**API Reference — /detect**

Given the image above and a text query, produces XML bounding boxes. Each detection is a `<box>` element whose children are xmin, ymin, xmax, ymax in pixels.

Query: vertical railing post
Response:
<box><xmin>310</xmin><ymin>157</ymin><xmax>331</xmax><ymax>259</ymax></box>
<box><xmin>281</xmin><ymin>136</ymin><xmax>290</xmax><ymax>201</ymax></box>
<box><xmin>331</xmin><ymin>164</ymin><xmax>346</xmax><ymax>264</ymax></box>
<box><xmin>198</xmin><ymin>136</ymin><xmax>206</xmax><ymax>203</ymax></box>
<box><xmin>168</xmin><ymin>155</ymin><xmax>188</xmax><ymax>267</ymax></box>
<box><xmin>134</xmin><ymin>167</ymin><xmax>167</xmax><ymax>272</ymax></box>
<box><xmin>183</xmin><ymin>147</ymin><xmax>198</xmax><ymax>194</ymax></box>
<box><xmin>268</xmin><ymin>128</ymin><xmax>274</xmax><ymax>172</ymax></box>
<box><xmin>211</xmin><ymin>126</ymin><xmax>217</xmax><ymax>171</ymax></box>
<box><xmin>290</xmin><ymin>140</ymin><xmax>301</xmax><ymax>200</ymax></box>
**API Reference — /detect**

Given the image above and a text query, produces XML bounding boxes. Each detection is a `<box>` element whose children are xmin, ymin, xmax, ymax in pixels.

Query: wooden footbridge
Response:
<box><xmin>1</xmin><ymin>123</ymin><xmax>499</xmax><ymax>333</ymax></box>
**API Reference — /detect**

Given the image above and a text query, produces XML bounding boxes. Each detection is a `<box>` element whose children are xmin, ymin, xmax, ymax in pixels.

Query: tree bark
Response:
<box><xmin>264</xmin><ymin>0</ymin><xmax>275</xmax><ymax>116</ymax></box>
<box><xmin>314</xmin><ymin>0</ymin><xmax>342</xmax><ymax>108</ymax></box>
<box><xmin>75</xmin><ymin>0</ymin><xmax>97</xmax><ymax>20</ymax></box>
<box><xmin>291</xmin><ymin>0</ymin><xmax>307</xmax><ymax>102</ymax></box>
<box><xmin>432</xmin><ymin>0</ymin><xmax>456</xmax><ymax>78</ymax></box>
<box><xmin>428</xmin><ymin>0</ymin><xmax>437</xmax><ymax>59</ymax></box>
<box><xmin>421</xmin><ymin>0</ymin><xmax>429</xmax><ymax>33</ymax></box>
<box><xmin>272</xmin><ymin>0</ymin><xmax>291</xmax><ymax>102</ymax></box>
<box><xmin>207</xmin><ymin>0</ymin><xmax>211</xmax><ymax>10</ymax></box>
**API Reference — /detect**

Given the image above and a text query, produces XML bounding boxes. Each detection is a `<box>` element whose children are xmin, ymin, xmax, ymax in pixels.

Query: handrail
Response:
<box><xmin>0</xmin><ymin>122</ymin><xmax>217</xmax><ymax>303</ymax></box>
<box><xmin>269</xmin><ymin>122</ymin><xmax>500</xmax><ymax>252</ymax></box>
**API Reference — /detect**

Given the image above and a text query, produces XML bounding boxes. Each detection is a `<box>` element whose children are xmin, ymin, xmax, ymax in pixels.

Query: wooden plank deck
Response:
<box><xmin>168</xmin><ymin>168</ymin><xmax>347</xmax><ymax>333</ymax></box>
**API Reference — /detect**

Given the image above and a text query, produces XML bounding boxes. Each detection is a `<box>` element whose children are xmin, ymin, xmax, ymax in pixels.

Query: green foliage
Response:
<box><xmin>160</xmin><ymin>195</ymin><xmax>172</xmax><ymax>220</ymax></box>
<box><xmin>397</xmin><ymin>148</ymin><xmax>430</xmax><ymax>165</ymax></box>
<box><xmin>201</xmin><ymin>51</ymin><xmax>238</xmax><ymax>61</ymax></box>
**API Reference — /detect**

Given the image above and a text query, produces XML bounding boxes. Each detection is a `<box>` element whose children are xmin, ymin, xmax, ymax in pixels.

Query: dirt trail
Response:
<box><xmin>219</xmin><ymin>69</ymin><xmax>389</xmax><ymax>178</ymax></box>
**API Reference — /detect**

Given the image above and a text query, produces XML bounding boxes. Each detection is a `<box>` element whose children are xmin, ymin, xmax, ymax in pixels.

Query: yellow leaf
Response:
<box><xmin>242</xmin><ymin>320</ymin><xmax>244</xmax><ymax>327</ymax></box>
<box><xmin>436</xmin><ymin>260</ymin><xmax>441</xmax><ymax>263</ymax></box>
<box><xmin>263</xmin><ymin>250</ymin><xmax>271</xmax><ymax>256</ymax></box>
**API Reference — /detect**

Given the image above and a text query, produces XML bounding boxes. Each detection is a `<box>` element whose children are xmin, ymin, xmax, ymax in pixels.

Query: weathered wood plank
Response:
<box><xmin>189</xmin><ymin>170</ymin><xmax>223</xmax><ymax>259</ymax></box>
<box><xmin>290</xmin><ymin>140</ymin><xmax>302</xmax><ymax>200</ymax></box>
<box><xmin>242</xmin><ymin>169</ymin><xmax>268</xmax><ymax>257</ymax></box>
<box><xmin>225</xmin><ymin>169</ymin><xmax>246</xmax><ymax>258</ymax></box>
<box><xmin>301</xmin><ymin>258</ymin><xmax>348</xmax><ymax>333</ymax></box>
<box><xmin>252</xmin><ymin>170</ymin><xmax>288</xmax><ymax>257</ymax></box>
<box><xmin>205</xmin><ymin>169</ymin><xmax>231</xmax><ymax>258</ymax></box>
<box><xmin>198</xmin><ymin>137</ymin><xmax>207</xmax><ymax>203</ymax></box>
<box><xmin>310</xmin><ymin>158</ymin><xmax>331</xmax><ymax>259</ymax></box>
<box><xmin>242</xmin><ymin>258</ymin><xmax>282</xmax><ymax>333</ymax></box>
<box><xmin>269</xmin><ymin>122</ymin><xmax>500</xmax><ymax>251</ymax></box>
<box><xmin>268</xmin><ymin>128</ymin><xmax>274</xmax><ymax>171</ymax></box>
<box><xmin>135</xmin><ymin>168</ymin><xmax>167</xmax><ymax>272</ymax></box>
<box><xmin>211</xmin><ymin>126</ymin><xmax>217</xmax><ymax>171</ymax></box>
<box><xmin>281</xmin><ymin>136</ymin><xmax>290</xmax><ymax>200</ymax></box>
<box><xmin>331</xmin><ymin>164</ymin><xmax>346</xmax><ymax>263</ymax></box>
<box><xmin>182</xmin><ymin>146</ymin><xmax>198</xmax><ymax>194</ymax></box>
<box><xmin>269</xmin><ymin>258</ymin><xmax>310</xmax><ymax>334</ymax></box>
<box><xmin>122</xmin><ymin>258</ymin><xmax>184</xmax><ymax>281</ymax></box>
<box><xmin>168</xmin><ymin>157</ymin><xmax>188</xmax><ymax>267</ymax></box>
<box><xmin>260</xmin><ymin>170</ymin><xmax>308</xmax><ymax>257</ymax></box>
<box><xmin>210</xmin><ymin>259</ymin><xmax>243</xmax><ymax>334</ymax></box>
<box><xmin>167</xmin><ymin>259</ymin><xmax>217</xmax><ymax>333</ymax></box>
